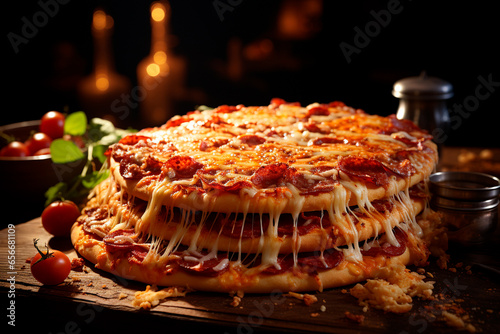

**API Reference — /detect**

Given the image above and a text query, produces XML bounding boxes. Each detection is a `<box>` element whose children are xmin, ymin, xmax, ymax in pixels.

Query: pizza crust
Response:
<box><xmin>71</xmin><ymin>222</ymin><xmax>426</xmax><ymax>293</ymax></box>
<box><xmin>71</xmin><ymin>100</ymin><xmax>439</xmax><ymax>295</ymax></box>
<box><xmin>110</xmin><ymin>146</ymin><xmax>435</xmax><ymax>214</ymax></box>
<box><xmin>81</xmin><ymin>177</ymin><xmax>426</xmax><ymax>254</ymax></box>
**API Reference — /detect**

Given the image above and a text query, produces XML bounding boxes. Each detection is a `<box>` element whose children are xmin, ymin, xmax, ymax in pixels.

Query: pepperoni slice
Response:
<box><xmin>103</xmin><ymin>229</ymin><xmax>136</xmax><ymax>251</ymax></box>
<box><xmin>103</xmin><ymin>229</ymin><xmax>148</xmax><ymax>264</ymax></box>
<box><xmin>262</xmin><ymin>248</ymin><xmax>344</xmax><ymax>275</ymax></box>
<box><xmin>214</xmin><ymin>105</ymin><xmax>240</xmax><ymax>113</ymax></box>
<box><xmin>250</xmin><ymin>163</ymin><xmax>289</xmax><ymax>188</ymax></box>
<box><xmin>339</xmin><ymin>156</ymin><xmax>391</xmax><ymax>187</ymax></box>
<box><xmin>197</xmin><ymin>170</ymin><xmax>253</xmax><ymax>193</ymax></box>
<box><xmin>269</xmin><ymin>98</ymin><xmax>301</xmax><ymax>109</ymax></box>
<box><xmin>361</xmin><ymin>228</ymin><xmax>407</xmax><ymax>257</ymax></box>
<box><xmin>119</xmin><ymin>155</ymin><xmax>163</xmax><ymax>180</ymax></box>
<box><xmin>118</xmin><ymin>135</ymin><xmax>150</xmax><ymax>146</ymax></box>
<box><xmin>327</xmin><ymin>101</ymin><xmax>346</xmax><ymax>108</ymax></box>
<box><xmin>165</xmin><ymin>156</ymin><xmax>203</xmax><ymax>179</ymax></box>
<box><xmin>164</xmin><ymin>115</ymin><xmax>194</xmax><ymax>128</ymax></box>
<box><xmin>309</xmin><ymin>136</ymin><xmax>346</xmax><ymax>146</ymax></box>
<box><xmin>388</xmin><ymin>115</ymin><xmax>425</xmax><ymax>134</ymax></box>
<box><xmin>238</xmin><ymin>134</ymin><xmax>266</xmax><ymax>146</ymax></box>
<box><xmin>306</xmin><ymin>105</ymin><xmax>330</xmax><ymax>117</ymax></box>
<box><xmin>176</xmin><ymin>253</ymin><xmax>229</xmax><ymax>277</ymax></box>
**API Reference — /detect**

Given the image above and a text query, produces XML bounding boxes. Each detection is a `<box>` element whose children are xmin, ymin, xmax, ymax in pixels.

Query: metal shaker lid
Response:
<box><xmin>392</xmin><ymin>71</ymin><xmax>453</xmax><ymax>100</ymax></box>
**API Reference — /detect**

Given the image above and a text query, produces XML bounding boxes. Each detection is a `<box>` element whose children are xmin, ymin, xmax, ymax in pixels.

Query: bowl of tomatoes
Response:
<box><xmin>0</xmin><ymin>112</ymin><xmax>87</xmax><ymax>225</ymax></box>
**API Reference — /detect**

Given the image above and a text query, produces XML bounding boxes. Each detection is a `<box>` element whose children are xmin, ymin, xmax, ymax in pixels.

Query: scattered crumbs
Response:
<box><xmin>448</xmin><ymin>268</ymin><xmax>457</xmax><ymax>273</ymax></box>
<box><xmin>87</xmin><ymin>282</ymin><xmax>93</xmax><ymax>287</ymax></box>
<box><xmin>230</xmin><ymin>295</ymin><xmax>241</xmax><ymax>307</ymax></box>
<box><xmin>303</xmin><ymin>294</ymin><xmax>318</xmax><ymax>306</ymax></box>
<box><xmin>427</xmin><ymin>272</ymin><xmax>434</xmax><ymax>278</ymax></box>
<box><xmin>456</xmin><ymin>262</ymin><xmax>463</xmax><ymax>268</ymax></box>
<box><xmin>320</xmin><ymin>305</ymin><xmax>326</xmax><ymax>312</ymax></box>
<box><xmin>310</xmin><ymin>312</ymin><xmax>319</xmax><ymax>318</ymax></box>
<box><xmin>341</xmin><ymin>289</ymin><xmax>348</xmax><ymax>294</ymax></box>
<box><xmin>417</xmin><ymin>268</ymin><xmax>426</xmax><ymax>274</ymax></box>
<box><xmin>118</xmin><ymin>292</ymin><xmax>128</xmax><ymax>300</ymax></box>
<box><xmin>350</xmin><ymin>264</ymin><xmax>434</xmax><ymax>314</ymax></box>
<box><xmin>101</xmin><ymin>284</ymin><xmax>107</xmax><ymax>289</ymax></box>
<box><xmin>344</xmin><ymin>311</ymin><xmax>365</xmax><ymax>324</ymax></box>
<box><xmin>71</xmin><ymin>258</ymin><xmax>85</xmax><ymax>271</ymax></box>
<box><xmin>287</xmin><ymin>292</ymin><xmax>318</xmax><ymax>306</ymax></box>
<box><xmin>230</xmin><ymin>290</ymin><xmax>244</xmax><ymax>307</ymax></box>
<box><xmin>132</xmin><ymin>285</ymin><xmax>189</xmax><ymax>310</ymax></box>
<box><xmin>442</xmin><ymin>311</ymin><xmax>476</xmax><ymax>333</ymax></box>
<box><xmin>486</xmin><ymin>309</ymin><xmax>493</xmax><ymax>314</ymax></box>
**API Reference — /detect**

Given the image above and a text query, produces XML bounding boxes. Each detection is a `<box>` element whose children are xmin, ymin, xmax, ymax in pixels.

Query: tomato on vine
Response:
<box><xmin>30</xmin><ymin>239</ymin><xmax>71</xmax><ymax>285</ymax></box>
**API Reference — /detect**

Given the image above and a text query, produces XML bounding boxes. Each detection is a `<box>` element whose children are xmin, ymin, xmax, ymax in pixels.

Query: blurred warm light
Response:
<box><xmin>93</xmin><ymin>9</ymin><xmax>114</xmax><ymax>30</ymax></box>
<box><xmin>153</xmin><ymin>51</ymin><xmax>167</xmax><ymax>64</ymax></box>
<box><xmin>151</xmin><ymin>3</ymin><xmax>166</xmax><ymax>22</ymax></box>
<box><xmin>146</xmin><ymin>63</ymin><xmax>161</xmax><ymax>77</ymax></box>
<box><xmin>96</xmin><ymin>75</ymin><xmax>109</xmax><ymax>91</ymax></box>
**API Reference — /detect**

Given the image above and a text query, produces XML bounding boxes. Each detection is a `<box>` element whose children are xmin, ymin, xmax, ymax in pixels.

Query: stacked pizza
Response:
<box><xmin>71</xmin><ymin>99</ymin><xmax>438</xmax><ymax>293</ymax></box>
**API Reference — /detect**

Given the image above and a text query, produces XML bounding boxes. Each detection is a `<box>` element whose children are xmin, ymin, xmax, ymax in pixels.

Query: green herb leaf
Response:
<box><xmin>81</xmin><ymin>170</ymin><xmax>109</xmax><ymax>189</ymax></box>
<box><xmin>50</xmin><ymin>139</ymin><xmax>85</xmax><ymax>163</ymax></box>
<box><xmin>92</xmin><ymin>144</ymin><xmax>108</xmax><ymax>164</ymax></box>
<box><xmin>64</xmin><ymin>111</ymin><xmax>87</xmax><ymax>136</ymax></box>
<box><xmin>44</xmin><ymin>182</ymin><xmax>67</xmax><ymax>206</ymax></box>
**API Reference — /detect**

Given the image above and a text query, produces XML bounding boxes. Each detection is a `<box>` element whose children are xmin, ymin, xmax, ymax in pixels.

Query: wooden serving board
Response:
<box><xmin>1</xmin><ymin>218</ymin><xmax>499</xmax><ymax>333</ymax></box>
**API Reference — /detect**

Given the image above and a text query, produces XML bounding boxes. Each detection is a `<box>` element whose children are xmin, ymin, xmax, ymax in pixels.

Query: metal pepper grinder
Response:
<box><xmin>392</xmin><ymin>71</ymin><xmax>453</xmax><ymax>143</ymax></box>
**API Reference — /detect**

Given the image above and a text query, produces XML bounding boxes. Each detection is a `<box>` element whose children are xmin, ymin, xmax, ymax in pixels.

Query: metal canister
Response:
<box><xmin>429</xmin><ymin>171</ymin><xmax>500</xmax><ymax>246</ymax></box>
<box><xmin>392</xmin><ymin>72</ymin><xmax>453</xmax><ymax>143</ymax></box>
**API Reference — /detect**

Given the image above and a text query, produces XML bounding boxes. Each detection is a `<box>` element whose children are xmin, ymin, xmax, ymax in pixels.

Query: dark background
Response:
<box><xmin>3</xmin><ymin>0</ymin><xmax>500</xmax><ymax>147</ymax></box>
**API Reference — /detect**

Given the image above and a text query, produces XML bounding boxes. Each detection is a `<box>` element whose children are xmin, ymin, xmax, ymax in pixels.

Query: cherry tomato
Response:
<box><xmin>25</xmin><ymin>132</ymin><xmax>52</xmax><ymax>155</ymax></box>
<box><xmin>34</xmin><ymin>147</ymin><xmax>51</xmax><ymax>156</ymax></box>
<box><xmin>0</xmin><ymin>141</ymin><xmax>30</xmax><ymax>157</ymax></box>
<box><xmin>40</xmin><ymin>111</ymin><xmax>65</xmax><ymax>139</ymax></box>
<box><xmin>30</xmin><ymin>239</ymin><xmax>71</xmax><ymax>285</ymax></box>
<box><xmin>41</xmin><ymin>200</ymin><xmax>81</xmax><ymax>237</ymax></box>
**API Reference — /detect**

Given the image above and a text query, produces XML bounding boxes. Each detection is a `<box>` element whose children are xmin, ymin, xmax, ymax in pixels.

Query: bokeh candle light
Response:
<box><xmin>137</xmin><ymin>1</ymin><xmax>173</xmax><ymax>126</ymax></box>
<box><xmin>77</xmin><ymin>9</ymin><xmax>131</xmax><ymax>124</ymax></box>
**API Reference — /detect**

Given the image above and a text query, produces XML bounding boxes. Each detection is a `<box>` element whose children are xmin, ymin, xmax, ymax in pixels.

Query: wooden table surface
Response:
<box><xmin>1</xmin><ymin>146</ymin><xmax>500</xmax><ymax>333</ymax></box>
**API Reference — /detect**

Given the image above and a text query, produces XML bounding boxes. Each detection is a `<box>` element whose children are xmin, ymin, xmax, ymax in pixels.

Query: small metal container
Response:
<box><xmin>430</xmin><ymin>171</ymin><xmax>500</xmax><ymax>200</ymax></box>
<box><xmin>393</xmin><ymin>72</ymin><xmax>453</xmax><ymax>137</ymax></box>
<box><xmin>429</xmin><ymin>171</ymin><xmax>500</xmax><ymax>245</ymax></box>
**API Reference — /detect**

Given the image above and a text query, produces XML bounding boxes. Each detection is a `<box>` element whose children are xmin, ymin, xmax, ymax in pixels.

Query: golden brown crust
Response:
<box><xmin>71</xmin><ymin>223</ymin><xmax>424</xmax><ymax>293</ymax></box>
<box><xmin>110</xmin><ymin>149</ymin><xmax>435</xmax><ymax>214</ymax></box>
<box><xmin>82</xmin><ymin>177</ymin><xmax>426</xmax><ymax>253</ymax></box>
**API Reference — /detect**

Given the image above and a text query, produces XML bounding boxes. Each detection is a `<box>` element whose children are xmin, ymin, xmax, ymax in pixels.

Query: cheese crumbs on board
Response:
<box><xmin>132</xmin><ymin>285</ymin><xmax>189</xmax><ymax>310</ymax></box>
<box><xmin>350</xmin><ymin>263</ymin><xmax>434</xmax><ymax>313</ymax></box>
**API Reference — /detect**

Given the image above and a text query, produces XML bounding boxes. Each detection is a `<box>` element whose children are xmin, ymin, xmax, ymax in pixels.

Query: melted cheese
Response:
<box><xmin>94</xmin><ymin>101</ymin><xmax>436</xmax><ymax>278</ymax></box>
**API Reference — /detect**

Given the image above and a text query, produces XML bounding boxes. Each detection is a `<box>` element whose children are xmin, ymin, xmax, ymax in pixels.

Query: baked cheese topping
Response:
<box><xmin>75</xmin><ymin>99</ymin><xmax>436</xmax><ymax>289</ymax></box>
